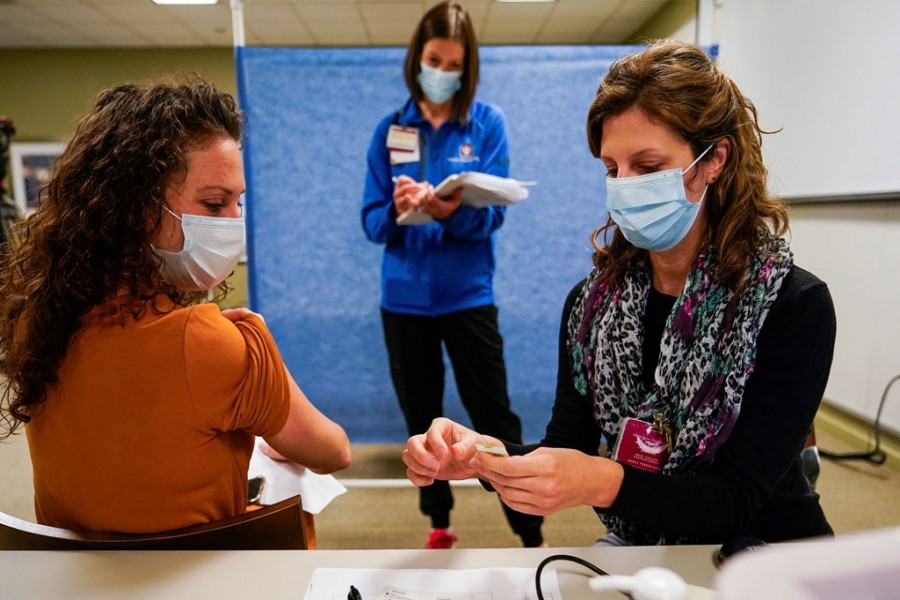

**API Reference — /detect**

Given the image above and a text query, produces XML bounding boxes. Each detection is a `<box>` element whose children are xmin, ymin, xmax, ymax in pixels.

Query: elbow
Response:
<box><xmin>363</xmin><ymin>225</ymin><xmax>389</xmax><ymax>245</ymax></box>
<box><xmin>315</xmin><ymin>431</ymin><xmax>352</xmax><ymax>474</ymax></box>
<box><xmin>334</xmin><ymin>437</ymin><xmax>352</xmax><ymax>471</ymax></box>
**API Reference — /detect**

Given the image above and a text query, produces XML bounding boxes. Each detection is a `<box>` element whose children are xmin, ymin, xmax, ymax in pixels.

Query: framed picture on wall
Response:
<box><xmin>10</xmin><ymin>142</ymin><xmax>66</xmax><ymax>217</ymax></box>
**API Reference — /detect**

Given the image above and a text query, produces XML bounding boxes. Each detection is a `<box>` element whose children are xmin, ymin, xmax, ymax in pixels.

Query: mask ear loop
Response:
<box><xmin>683</xmin><ymin>142</ymin><xmax>715</xmax><ymax>175</ymax></box>
<box><xmin>683</xmin><ymin>143</ymin><xmax>715</xmax><ymax>204</ymax></box>
<box><xmin>160</xmin><ymin>203</ymin><xmax>183</xmax><ymax>222</ymax></box>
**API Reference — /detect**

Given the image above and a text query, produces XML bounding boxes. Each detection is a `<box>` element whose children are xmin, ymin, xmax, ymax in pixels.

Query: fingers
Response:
<box><xmin>423</xmin><ymin>417</ymin><xmax>457</xmax><ymax>459</ymax></box>
<box><xmin>405</xmin><ymin>466</ymin><xmax>435</xmax><ymax>487</ymax></box>
<box><xmin>403</xmin><ymin>435</ymin><xmax>440</xmax><ymax>476</ymax></box>
<box><xmin>393</xmin><ymin>178</ymin><xmax>422</xmax><ymax>198</ymax></box>
<box><xmin>258</xmin><ymin>439</ymin><xmax>289</xmax><ymax>462</ymax></box>
<box><xmin>392</xmin><ymin>176</ymin><xmax>417</xmax><ymax>213</ymax></box>
<box><xmin>478</xmin><ymin>467</ymin><xmax>555</xmax><ymax>516</ymax></box>
<box><xmin>495</xmin><ymin>492</ymin><xmax>549</xmax><ymax>516</ymax></box>
<box><xmin>470</xmin><ymin>450</ymin><xmax>524</xmax><ymax>479</ymax></box>
<box><xmin>403</xmin><ymin>448</ymin><xmax>436</xmax><ymax>487</ymax></box>
<box><xmin>407</xmin><ymin>185</ymin><xmax>430</xmax><ymax>210</ymax></box>
<box><xmin>392</xmin><ymin>179</ymin><xmax>433</xmax><ymax>215</ymax></box>
<box><xmin>221</xmin><ymin>307</ymin><xmax>262</xmax><ymax>323</ymax></box>
<box><xmin>426</xmin><ymin>185</ymin><xmax>460</xmax><ymax>220</ymax></box>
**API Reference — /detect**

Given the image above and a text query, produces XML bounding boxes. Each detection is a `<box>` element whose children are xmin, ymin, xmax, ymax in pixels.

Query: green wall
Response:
<box><xmin>629</xmin><ymin>1</ymin><xmax>696</xmax><ymax>43</ymax></box>
<box><xmin>0</xmin><ymin>47</ymin><xmax>248</xmax><ymax>307</ymax></box>
<box><xmin>0</xmin><ymin>48</ymin><xmax>235</xmax><ymax>141</ymax></box>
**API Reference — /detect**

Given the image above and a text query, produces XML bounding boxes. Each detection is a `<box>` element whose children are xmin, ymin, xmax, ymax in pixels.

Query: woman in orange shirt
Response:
<box><xmin>0</xmin><ymin>78</ymin><xmax>350</xmax><ymax>533</ymax></box>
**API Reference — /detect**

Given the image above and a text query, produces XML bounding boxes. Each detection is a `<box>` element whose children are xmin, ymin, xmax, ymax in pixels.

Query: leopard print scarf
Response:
<box><xmin>567</xmin><ymin>233</ymin><xmax>793</xmax><ymax>544</ymax></box>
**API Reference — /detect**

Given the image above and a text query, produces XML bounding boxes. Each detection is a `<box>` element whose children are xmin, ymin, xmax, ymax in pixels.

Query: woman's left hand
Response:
<box><xmin>421</xmin><ymin>186</ymin><xmax>462</xmax><ymax>220</ymax></box>
<box><xmin>470</xmin><ymin>447</ymin><xmax>624</xmax><ymax>516</ymax></box>
<box><xmin>221</xmin><ymin>307</ymin><xmax>264</xmax><ymax>323</ymax></box>
<box><xmin>258</xmin><ymin>439</ymin><xmax>290</xmax><ymax>462</ymax></box>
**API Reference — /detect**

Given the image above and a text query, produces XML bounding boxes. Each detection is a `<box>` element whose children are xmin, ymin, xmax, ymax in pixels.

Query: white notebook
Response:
<box><xmin>396</xmin><ymin>172</ymin><xmax>535</xmax><ymax>225</ymax></box>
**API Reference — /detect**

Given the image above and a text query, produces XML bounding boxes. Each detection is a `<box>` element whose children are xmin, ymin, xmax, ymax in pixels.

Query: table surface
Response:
<box><xmin>0</xmin><ymin>545</ymin><xmax>720</xmax><ymax>600</ymax></box>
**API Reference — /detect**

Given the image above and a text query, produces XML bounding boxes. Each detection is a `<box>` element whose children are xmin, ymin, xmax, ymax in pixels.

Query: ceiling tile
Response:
<box><xmin>311</xmin><ymin>25</ymin><xmax>371</xmax><ymax>46</ymax></box>
<box><xmin>244</xmin><ymin>5</ymin><xmax>315</xmax><ymax>46</ymax></box>
<box><xmin>358</xmin><ymin>1</ymin><xmax>424</xmax><ymax>45</ymax></box>
<box><xmin>23</xmin><ymin>1</ymin><xmax>108</xmax><ymax>23</ymax></box>
<box><xmin>482</xmin><ymin>2</ymin><xmax>554</xmax><ymax>45</ymax></box>
<box><xmin>539</xmin><ymin>0</ymin><xmax>621</xmax><ymax>42</ymax></box>
<box><xmin>294</xmin><ymin>2</ymin><xmax>367</xmax><ymax>45</ymax></box>
<box><xmin>88</xmin><ymin>3</ymin><xmax>182</xmax><ymax>24</ymax></box>
<box><xmin>0</xmin><ymin>0</ymin><xmax>687</xmax><ymax>49</ymax></box>
<box><xmin>0</xmin><ymin>4</ymin><xmax>43</xmax><ymax>23</ymax></box>
<box><xmin>244</xmin><ymin>4</ymin><xmax>308</xmax><ymax>33</ymax></box>
<box><xmin>8</xmin><ymin>0</ymin><xmax>73</xmax><ymax>5</ymax></box>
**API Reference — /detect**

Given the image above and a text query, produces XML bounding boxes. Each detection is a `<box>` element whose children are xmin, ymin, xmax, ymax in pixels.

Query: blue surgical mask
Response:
<box><xmin>605</xmin><ymin>144</ymin><xmax>714</xmax><ymax>252</ymax></box>
<box><xmin>417</xmin><ymin>62</ymin><xmax>463</xmax><ymax>104</ymax></box>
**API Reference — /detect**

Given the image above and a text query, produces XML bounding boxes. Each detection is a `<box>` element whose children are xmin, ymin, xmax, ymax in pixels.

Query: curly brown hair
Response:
<box><xmin>0</xmin><ymin>77</ymin><xmax>243</xmax><ymax>439</ymax></box>
<box><xmin>585</xmin><ymin>40</ymin><xmax>788</xmax><ymax>291</ymax></box>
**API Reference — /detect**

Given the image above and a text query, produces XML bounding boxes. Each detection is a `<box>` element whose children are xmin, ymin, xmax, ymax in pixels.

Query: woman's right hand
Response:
<box><xmin>392</xmin><ymin>175</ymin><xmax>429</xmax><ymax>215</ymax></box>
<box><xmin>402</xmin><ymin>417</ymin><xmax>503</xmax><ymax>486</ymax></box>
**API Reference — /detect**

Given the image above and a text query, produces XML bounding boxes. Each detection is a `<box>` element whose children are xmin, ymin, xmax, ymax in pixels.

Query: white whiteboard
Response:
<box><xmin>716</xmin><ymin>0</ymin><xmax>900</xmax><ymax>201</ymax></box>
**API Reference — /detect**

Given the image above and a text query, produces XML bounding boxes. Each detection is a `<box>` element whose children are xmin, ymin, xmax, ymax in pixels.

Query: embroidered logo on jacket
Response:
<box><xmin>449</xmin><ymin>142</ymin><xmax>479</xmax><ymax>163</ymax></box>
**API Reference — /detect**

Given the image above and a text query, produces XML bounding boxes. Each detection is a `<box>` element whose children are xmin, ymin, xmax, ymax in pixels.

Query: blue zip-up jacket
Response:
<box><xmin>361</xmin><ymin>99</ymin><xmax>510</xmax><ymax>316</ymax></box>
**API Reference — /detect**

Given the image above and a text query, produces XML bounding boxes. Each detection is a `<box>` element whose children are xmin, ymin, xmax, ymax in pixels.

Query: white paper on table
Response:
<box><xmin>248</xmin><ymin>438</ymin><xmax>347</xmax><ymax>514</ymax></box>
<box><xmin>304</xmin><ymin>567</ymin><xmax>560</xmax><ymax>600</ymax></box>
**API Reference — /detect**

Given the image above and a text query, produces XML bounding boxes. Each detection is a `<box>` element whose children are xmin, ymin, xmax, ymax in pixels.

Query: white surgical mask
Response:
<box><xmin>417</xmin><ymin>62</ymin><xmax>463</xmax><ymax>104</ymax></box>
<box><xmin>605</xmin><ymin>144</ymin><xmax>714</xmax><ymax>252</ymax></box>
<box><xmin>153</xmin><ymin>204</ymin><xmax>245</xmax><ymax>291</ymax></box>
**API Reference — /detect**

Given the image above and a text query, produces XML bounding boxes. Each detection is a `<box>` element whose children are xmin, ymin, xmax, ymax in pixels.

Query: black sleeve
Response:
<box><xmin>504</xmin><ymin>278</ymin><xmax>603</xmax><ymax>457</ymax></box>
<box><xmin>604</xmin><ymin>267</ymin><xmax>837</xmax><ymax>539</ymax></box>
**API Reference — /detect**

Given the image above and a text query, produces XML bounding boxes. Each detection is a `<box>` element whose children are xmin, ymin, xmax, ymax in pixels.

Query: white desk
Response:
<box><xmin>0</xmin><ymin>545</ymin><xmax>718</xmax><ymax>599</ymax></box>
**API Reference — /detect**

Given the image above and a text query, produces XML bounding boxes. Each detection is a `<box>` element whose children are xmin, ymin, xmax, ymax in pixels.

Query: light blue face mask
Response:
<box><xmin>417</xmin><ymin>62</ymin><xmax>463</xmax><ymax>104</ymax></box>
<box><xmin>605</xmin><ymin>144</ymin><xmax>714</xmax><ymax>252</ymax></box>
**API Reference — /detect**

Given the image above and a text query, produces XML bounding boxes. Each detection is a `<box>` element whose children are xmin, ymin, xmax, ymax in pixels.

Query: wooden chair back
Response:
<box><xmin>0</xmin><ymin>495</ymin><xmax>309</xmax><ymax>550</ymax></box>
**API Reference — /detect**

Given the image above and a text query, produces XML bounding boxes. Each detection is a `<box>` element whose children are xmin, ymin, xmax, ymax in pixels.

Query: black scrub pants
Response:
<box><xmin>381</xmin><ymin>304</ymin><xmax>544</xmax><ymax>547</ymax></box>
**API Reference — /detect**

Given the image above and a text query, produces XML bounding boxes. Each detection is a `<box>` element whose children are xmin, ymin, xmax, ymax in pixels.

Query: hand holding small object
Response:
<box><xmin>392</xmin><ymin>176</ymin><xmax>432</xmax><ymax>216</ymax></box>
<box><xmin>470</xmin><ymin>446</ymin><xmax>623</xmax><ymax>515</ymax></box>
<box><xmin>392</xmin><ymin>175</ymin><xmax>418</xmax><ymax>214</ymax></box>
<box><xmin>402</xmin><ymin>417</ymin><xmax>503</xmax><ymax>485</ymax></box>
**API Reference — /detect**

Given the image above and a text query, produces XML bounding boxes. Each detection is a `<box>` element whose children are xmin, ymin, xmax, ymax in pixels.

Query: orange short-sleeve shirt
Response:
<box><xmin>26</xmin><ymin>297</ymin><xmax>291</xmax><ymax>533</ymax></box>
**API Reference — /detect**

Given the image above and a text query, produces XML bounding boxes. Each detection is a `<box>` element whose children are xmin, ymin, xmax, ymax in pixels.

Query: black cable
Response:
<box><xmin>819</xmin><ymin>373</ymin><xmax>898</xmax><ymax>466</ymax></box>
<box><xmin>535</xmin><ymin>554</ymin><xmax>617</xmax><ymax>600</ymax></box>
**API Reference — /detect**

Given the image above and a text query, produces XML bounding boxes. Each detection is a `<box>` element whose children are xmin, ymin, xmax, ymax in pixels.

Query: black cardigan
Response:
<box><xmin>507</xmin><ymin>265</ymin><xmax>836</xmax><ymax>543</ymax></box>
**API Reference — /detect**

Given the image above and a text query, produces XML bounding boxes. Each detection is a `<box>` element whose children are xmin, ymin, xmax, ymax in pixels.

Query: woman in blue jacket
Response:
<box><xmin>361</xmin><ymin>1</ymin><xmax>543</xmax><ymax>549</ymax></box>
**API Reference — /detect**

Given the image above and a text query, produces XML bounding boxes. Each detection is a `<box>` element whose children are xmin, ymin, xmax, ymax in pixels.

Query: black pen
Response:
<box><xmin>349</xmin><ymin>585</ymin><xmax>362</xmax><ymax>600</ymax></box>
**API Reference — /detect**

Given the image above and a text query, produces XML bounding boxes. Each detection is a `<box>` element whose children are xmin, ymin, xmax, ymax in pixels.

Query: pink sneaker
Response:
<box><xmin>426</xmin><ymin>528</ymin><xmax>458</xmax><ymax>549</ymax></box>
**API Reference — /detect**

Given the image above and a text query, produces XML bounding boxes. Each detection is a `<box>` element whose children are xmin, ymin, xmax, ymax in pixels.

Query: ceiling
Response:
<box><xmin>0</xmin><ymin>0</ymin><xmax>691</xmax><ymax>49</ymax></box>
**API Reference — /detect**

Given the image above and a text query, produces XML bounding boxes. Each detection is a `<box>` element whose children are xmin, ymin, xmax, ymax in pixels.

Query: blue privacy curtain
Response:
<box><xmin>236</xmin><ymin>45</ymin><xmax>639</xmax><ymax>442</ymax></box>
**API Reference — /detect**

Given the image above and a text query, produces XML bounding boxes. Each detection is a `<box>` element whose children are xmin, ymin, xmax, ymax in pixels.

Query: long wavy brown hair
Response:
<box><xmin>586</xmin><ymin>40</ymin><xmax>788</xmax><ymax>291</ymax></box>
<box><xmin>0</xmin><ymin>77</ymin><xmax>243</xmax><ymax>439</ymax></box>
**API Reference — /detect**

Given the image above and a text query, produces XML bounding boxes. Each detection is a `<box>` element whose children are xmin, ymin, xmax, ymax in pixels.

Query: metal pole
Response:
<box><xmin>230</xmin><ymin>0</ymin><xmax>245</xmax><ymax>48</ymax></box>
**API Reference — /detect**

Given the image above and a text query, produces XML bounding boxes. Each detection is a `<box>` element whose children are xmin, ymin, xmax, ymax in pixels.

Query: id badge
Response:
<box><xmin>611</xmin><ymin>417</ymin><xmax>671</xmax><ymax>473</ymax></box>
<box><xmin>387</xmin><ymin>125</ymin><xmax>420</xmax><ymax>164</ymax></box>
